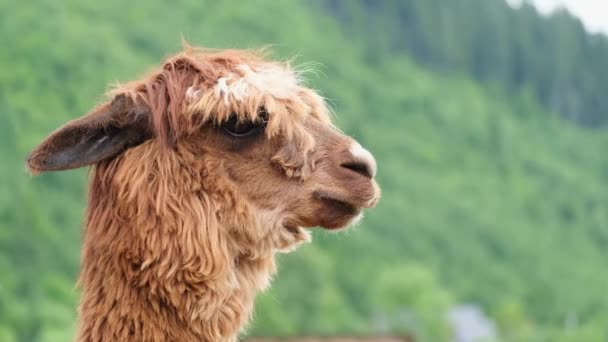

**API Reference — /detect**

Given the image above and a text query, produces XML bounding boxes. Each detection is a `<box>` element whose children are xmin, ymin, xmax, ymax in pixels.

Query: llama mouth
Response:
<box><xmin>313</xmin><ymin>191</ymin><xmax>361</xmax><ymax>229</ymax></box>
<box><xmin>318</xmin><ymin>197</ymin><xmax>359</xmax><ymax>216</ymax></box>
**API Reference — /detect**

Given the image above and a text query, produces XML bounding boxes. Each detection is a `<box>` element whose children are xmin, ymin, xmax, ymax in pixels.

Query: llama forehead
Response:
<box><xmin>185</xmin><ymin>59</ymin><xmax>330</xmax><ymax>137</ymax></box>
<box><xmin>109</xmin><ymin>48</ymin><xmax>333</xmax><ymax>142</ymax></box>
<box><xmin>212</xmin><ymin>64</ymin><xmax>300</xmax><ymax>103</ymax></box>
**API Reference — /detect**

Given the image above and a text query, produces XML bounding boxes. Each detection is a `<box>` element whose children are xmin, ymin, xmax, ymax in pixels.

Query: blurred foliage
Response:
<box><xmin>1</xmin><ymin>0</ymin><xmax>608</xmax><ymax>341</ymax></box>
<box><xmin>323</xmin><ymin>0</ymin><xmax>608</xmax><ymax>126</ymax></box>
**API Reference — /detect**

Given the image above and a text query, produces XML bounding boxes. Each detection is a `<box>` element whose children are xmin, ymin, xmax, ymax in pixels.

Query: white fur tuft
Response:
<box><xmin>213</xmin><ymin>64</ymin><xmax>300</xmax><ymax>103</ymax></box>
<box><xmin>186</xmin><ymin>86</ymin><xmax>201</xmax><ymax>99</ymax></box>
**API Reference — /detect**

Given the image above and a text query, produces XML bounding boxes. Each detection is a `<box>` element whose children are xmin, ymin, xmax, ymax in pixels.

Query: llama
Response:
<box><xmin>27</xmin><ymin>45</ymin><xmax>380</xmax><ymax>342</ymax></box>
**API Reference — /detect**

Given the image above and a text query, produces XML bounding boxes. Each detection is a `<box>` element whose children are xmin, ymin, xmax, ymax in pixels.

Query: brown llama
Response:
<box><xmin>26</xmin><ymin>45</ymin><xmax>380</xmax><ymax>342</ymax></box>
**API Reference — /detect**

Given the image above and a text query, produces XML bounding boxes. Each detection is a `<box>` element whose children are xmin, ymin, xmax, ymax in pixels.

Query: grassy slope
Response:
<box><xmin>1</xmin><ymin>0</ymin><xmax>608</xmax><ymax>341</ymax></box>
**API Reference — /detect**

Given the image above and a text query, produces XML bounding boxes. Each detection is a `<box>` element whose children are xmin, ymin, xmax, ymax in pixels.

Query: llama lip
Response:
<box><xmin>319</xmin><ymin>197</ymin><xmax>359</xmax><ymax>215</ymax></box>
<box><xmin>313</xmin><ymin>191</ymin><xmax>361</xmax><ymax>228</ymax></box>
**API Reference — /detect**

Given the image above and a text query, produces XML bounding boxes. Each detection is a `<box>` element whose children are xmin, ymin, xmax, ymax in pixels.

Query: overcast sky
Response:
<box><xmin>506</xmin><ymin>0</ymin><xmax>608</xmax><ymax>34</ymax></box>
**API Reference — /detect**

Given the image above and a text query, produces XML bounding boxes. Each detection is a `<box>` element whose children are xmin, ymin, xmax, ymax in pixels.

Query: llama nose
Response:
<box><xmin>341</xmin><ymin>142</ymin><xmax>377</xmax><ymax>179</ymax></box>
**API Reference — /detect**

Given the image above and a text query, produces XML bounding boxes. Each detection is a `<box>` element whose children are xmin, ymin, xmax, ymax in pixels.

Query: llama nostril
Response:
<box><xmin>341</xmin><ymin>161</ymin><xmax>373</xmax><ymax>179</ymax></box>
<box><xmin>344</xmin><ymin>142</ymin><xmax>377</xmax><ymax>179</ymax></box>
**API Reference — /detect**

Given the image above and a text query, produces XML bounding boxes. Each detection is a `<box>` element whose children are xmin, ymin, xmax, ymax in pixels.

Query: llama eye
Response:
<box><xmin>221</xmin><ymin>114</ymin><xmax>267</xmax><ymax>138</ymax></box>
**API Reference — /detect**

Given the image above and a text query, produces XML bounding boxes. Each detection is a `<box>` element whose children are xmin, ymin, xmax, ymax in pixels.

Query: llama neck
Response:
<box><xmin>75</xmin><ymin>157</ymin><xmax>279</xmax><ymax>342</ymax></box>
<box><xmin>76</xmin><ymin>204</ymin><xmax>276</xmax><ymax>342</ymax></box>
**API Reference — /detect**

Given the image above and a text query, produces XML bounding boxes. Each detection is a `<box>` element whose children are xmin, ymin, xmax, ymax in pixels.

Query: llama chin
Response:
<box><xmin>26</xmin><ymin>44</ymin><xmax>380</xmax><ymax>342</ymax></box>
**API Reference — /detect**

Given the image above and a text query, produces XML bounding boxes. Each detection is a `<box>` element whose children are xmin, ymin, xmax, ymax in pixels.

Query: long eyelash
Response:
<box><xmin>220</xmin><ymin>114</ymin><xmax>267</xmax><ymax>138</ymax></box>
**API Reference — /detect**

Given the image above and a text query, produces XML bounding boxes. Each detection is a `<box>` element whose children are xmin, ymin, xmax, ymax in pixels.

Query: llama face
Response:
<box><xmin>27</xmin><ymin>48</ymin><xmax>380</xmax><ymax>240</ymax></box>
<box><xmin>180</xmin><ymin>59</ymin><xmax>380</xmax><ymax>234</ymax></box>
<box><xmin>187</xmin><ymin>106</ymin><xmax>379</xmax><ymax>235</ymax></box>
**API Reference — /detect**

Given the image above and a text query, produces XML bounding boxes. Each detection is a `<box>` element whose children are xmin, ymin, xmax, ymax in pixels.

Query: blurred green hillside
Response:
<box><xmin>325</xmin><ymin>0</ymin><xmax>608</xmax><ymax>127</ymax></box>
<box><xmin>1</xmin><ymin>0</ymin><xmax>608</xmax><ymax>341</ymax></box>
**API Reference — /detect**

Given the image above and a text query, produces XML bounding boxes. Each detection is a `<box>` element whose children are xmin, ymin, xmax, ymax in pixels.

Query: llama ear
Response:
<box><xmin>26</xmin><ymin>95</ymin><xmax>152</xmax><ymax>173</ymax></box>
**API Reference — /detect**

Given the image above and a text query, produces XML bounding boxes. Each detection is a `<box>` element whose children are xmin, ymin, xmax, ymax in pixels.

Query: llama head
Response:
<box><xmin>26</xmin><ymin>47</ymin><xmax>380</xmax><ymax>253</ymax></box>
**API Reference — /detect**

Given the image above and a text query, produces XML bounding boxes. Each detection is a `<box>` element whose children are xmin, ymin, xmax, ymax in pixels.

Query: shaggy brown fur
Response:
<box><xmin>27</xmin><ymin>45</ymin><xmax>380</xmax><ymax>341</ymax></box>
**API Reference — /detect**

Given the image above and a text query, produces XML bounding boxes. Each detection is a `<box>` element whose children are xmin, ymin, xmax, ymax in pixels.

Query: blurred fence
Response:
<box><xmin>246</xmin><ymin>337</ymin><xmax>412</xmax><ymax>342</ymax></box>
